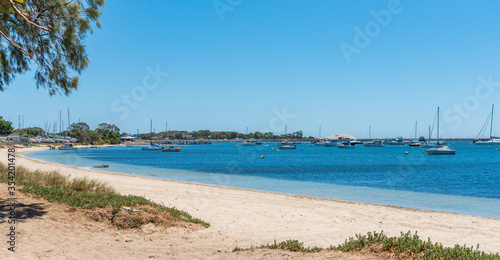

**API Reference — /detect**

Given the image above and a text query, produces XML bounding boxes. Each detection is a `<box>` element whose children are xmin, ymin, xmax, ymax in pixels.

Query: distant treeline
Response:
<box><xmin>138</xmin><ymin>130</ymin><xmax>314</xmax><ymax>140</ymax></box>
<box><xmin>0</xmin><ymin>115</ymin><xmax>314</xmax><ymax>143</ymax></box>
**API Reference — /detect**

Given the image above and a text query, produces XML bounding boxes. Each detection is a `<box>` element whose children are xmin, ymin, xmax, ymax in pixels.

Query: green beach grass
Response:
<box><xmin>234</xmin><ymin>231</ymin><xmax>500</xmax><ymax>259</ymax></box>
<box><xmin>0</xmin><ymin>163</ymin><xmax>209</xmax><ymax>229</ymax></box>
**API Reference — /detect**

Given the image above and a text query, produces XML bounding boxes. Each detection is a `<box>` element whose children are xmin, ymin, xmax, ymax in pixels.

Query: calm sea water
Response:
<box><xmin>26</xmin><ymin>142</ymin><xmax>500</xmax><ymax>218</ymax></box>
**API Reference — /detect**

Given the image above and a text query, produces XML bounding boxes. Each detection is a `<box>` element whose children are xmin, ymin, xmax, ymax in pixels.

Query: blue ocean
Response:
<box><xmin>26</xmin><ymin>142</ymin><xmax>500</xmax><ymax>218</ymax></box>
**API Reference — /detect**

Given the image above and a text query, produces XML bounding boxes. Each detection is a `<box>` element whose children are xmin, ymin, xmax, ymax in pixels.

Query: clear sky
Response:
<box><xmin>2</xmin><ymin>0</ymin><xmax>500</xmax><ymax>138</ymax></box>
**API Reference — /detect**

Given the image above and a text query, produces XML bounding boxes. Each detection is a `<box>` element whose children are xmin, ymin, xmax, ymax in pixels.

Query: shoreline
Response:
<box><xmin>23</xmin><ymin>145</ymin><xmax>500</xmax><ymax>220</ymax></box>
<box><xmin>2</xmin><ymin>147</ymin><xmax>500</xmax><ymax>256</ymax></box>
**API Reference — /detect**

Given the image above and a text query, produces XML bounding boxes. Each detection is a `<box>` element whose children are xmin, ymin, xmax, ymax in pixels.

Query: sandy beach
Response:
<box><xmin>1</xmin><ymin>146</ymin><xmax>500</xmax><ymax>259</ymax></box>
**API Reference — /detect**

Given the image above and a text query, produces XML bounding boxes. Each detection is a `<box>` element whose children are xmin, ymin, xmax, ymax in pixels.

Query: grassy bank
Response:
<box><xmin>234</xmin><ymin>231</ymin><xmax>500</xmax><ymax>259</ymax></box>
<box><xmin>0</xmin><ymin>163</ymin><xmax>209</xmax><ymax>229</ymax></box>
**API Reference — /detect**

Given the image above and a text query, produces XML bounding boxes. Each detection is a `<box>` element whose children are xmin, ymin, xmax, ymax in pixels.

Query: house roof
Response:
<box><xmin>323</xmin><ymin>133</ymin><xmax>356</xmax><ymax>140</ymax></box>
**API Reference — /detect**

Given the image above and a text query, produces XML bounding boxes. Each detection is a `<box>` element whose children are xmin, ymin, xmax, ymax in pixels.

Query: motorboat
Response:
<box><xmin>142</xmin><ymin>142</ymin><xmax>162</xmax><ymax>151</ymax></box>
<box><xmin>162</xmin><ymin>146</ymin><xmax>181</xmax><ymax>152</ymax></box>
<box><xmin>363</xmin><ymin>140</ymin><xmax>384</xmax><ymax>147</ymax></box>
<box><xmin>425</xmin><ymin>145</ymin><xmax>455</xmax><ymax>155</ymax></box>
<box><xmin>278</xmin><ymin>144</ymin><xmax>296</xmax><ymax>149</ymax></box>
<box><xmin>421</xmin><ymin>142</ymin><xmax>439</xmax><ymax>148</ymax></box>
<box><xmin>324</xmin><ymin>141</ymin><xmax>339</xmax><ymax>147</ymax></box>
<box><xmin>241</xmin><ymin>140</ymin><xmax>257</xmax><ymax>146</ymax></box>
<box><xmin>338</xmin><ymin>142</ymin><xmax>356</xmax><ymax>149</ymax></box>
<box><xmin>58</xmin><ymin>144</ymin><xmax>78</xmax><ymax>150</ymax></box>
<box><xmin>409</xmin><ymin>142</ymin><xmax>422</xmax><ymax>147</ymax></box>
<box><xmin>386</xmin><ymin>136</ymin><xmax>405</xmax><ymax>145</ymax></box>
<box><xmin>350</xmin><ymin>139</ymin><xmax>363</xmax><ymax>145</ymax></box>
<box><xmin>311</xmin><ymin>140</ymin><xmax>328</xmax><ymax>146</ymax></box>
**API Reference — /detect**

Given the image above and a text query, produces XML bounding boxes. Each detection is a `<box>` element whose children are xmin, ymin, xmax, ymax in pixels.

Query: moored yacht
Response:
<box><xmin>58</xmin><ymin>144</ymin><xmax>78</xmax><ymax>150</ymax></box>
<box><xmin>425</xmin><ymin>107</ymin><xmax>455</xmax><ymax>155</ymax></box>
<box><xmin>474</xmin><ymin>105</ymin><xmax>500</xmax><ymax>146</ymax></box>
<box><xmin>363</xmin><ymin>140</ymin><xmax>384</xmax><ymax>147</ymax></box>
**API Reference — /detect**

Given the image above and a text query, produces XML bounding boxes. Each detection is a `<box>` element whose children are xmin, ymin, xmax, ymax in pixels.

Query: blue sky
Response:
<box><xmin>2</xmin><ymin>0</ymin><xmax>500</xmax><ymax>138</ymax></box>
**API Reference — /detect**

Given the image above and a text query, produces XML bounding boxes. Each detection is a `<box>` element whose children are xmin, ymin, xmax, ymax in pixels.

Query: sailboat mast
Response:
<box><xmin>415</xmin><ymin>121</ymin><xmax>417</xmax><ymax>139</ymax></box>
<box><xmin>437</xmin><ymin>107</ymin><xmax>440</xmax><ymax>144</ymax></box>
<box><xmin>490</xmin><ymin>104</ymin><xmax>494</xmax><ymax>138</ymax></box>
<box><xmin>369</xmin><ymin>125</ymin><xmax>371</xmax><ymax>139</ymax></box>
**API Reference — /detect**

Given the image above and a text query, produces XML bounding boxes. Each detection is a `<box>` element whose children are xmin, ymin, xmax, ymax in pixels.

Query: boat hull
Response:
<box><xmin>142</xmin><ymin>147</ymin><xmax>162</xmax><ymax>151</ymax></box>
<box><xmin>364</xmin><ymin>144</ymin><xmax>383</xmax><ymax>147</ymax></box>
<box><xmin>474</xmin><ymin>141</ymin><xmax>500</xmax><ymax>146</ymax></box>
<box><xmin>425</xmin><ymin>147</ymin><xmax>455</xmax><ymax>155</ymax></box>
<box><xmin>162</xmin><ymin>148</ymin><xmax>181</xmax><ymax>152</ymax></box>
<box><xmin>278</xmin><ymin>145</ymin><xmax>296</xmax><ymax>149</ymax></box>
<box><xmin>338</xmin><ymin>144</ymin><xmax>355</xmax><ymax>149</ymax></box>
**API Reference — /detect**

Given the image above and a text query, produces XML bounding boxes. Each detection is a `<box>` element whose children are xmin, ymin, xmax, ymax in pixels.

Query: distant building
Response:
<box><xmin>323</xmin><ymin>134</ymin><xmax>356</xmax><ymax>141</ymax></box>
<box><xmin>120</xmin><ymin>135</ymin><xmax>139</xmax><ymax>142</ymax></box>
<box><xmin>6</xmin><ymin>134</ymin><xmax>30</xmax><ymax>143</ymax></box>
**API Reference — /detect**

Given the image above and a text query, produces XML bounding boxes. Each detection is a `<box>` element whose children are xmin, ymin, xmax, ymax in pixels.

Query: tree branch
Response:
<box><xmin>0</xmin><ymin>30</ymin><xmax>32</xmax><ymax>57</ymax></box>
<box><xmin>3</xmin><ymin>0</ymin><xmax>50</xmax><ymax>32</ymax></box>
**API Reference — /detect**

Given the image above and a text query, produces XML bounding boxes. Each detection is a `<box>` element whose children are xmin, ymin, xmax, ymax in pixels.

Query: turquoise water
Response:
<box><xmin>26</xmin><ymin>142</ymin><xmax>500</xmax><ymax>218</ymax></box>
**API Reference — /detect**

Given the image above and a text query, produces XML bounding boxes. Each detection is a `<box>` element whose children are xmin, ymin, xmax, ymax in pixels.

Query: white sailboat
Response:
<box><xmin>473</xmin><ymin>104</ymin><xmax>500</xmax><ymax>146</ymax></box>
<box><xmin>421</xmin><ymin>125</ymin><xmax>438</xmax><ymax>148</ymax></box>
<box><xmin>364</xmin><ymin>125</ymin><xmax>384</xmax><ymax>147</ymax></box>
<box><xmin>425</xmin><ymin>107</ymin><xmax>455</xmax><ymax>155</ymax></box>
<box><xmin>409</xmin><ymin>121</ymin><xmax>422</xmax><ymax>147</ymax></box>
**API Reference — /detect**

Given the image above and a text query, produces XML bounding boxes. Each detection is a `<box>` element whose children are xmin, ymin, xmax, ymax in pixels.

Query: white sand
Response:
<box><xmin>1</xmin><ymin>147</ymin><xmax>499</xmax><ymax>259</ymax></box>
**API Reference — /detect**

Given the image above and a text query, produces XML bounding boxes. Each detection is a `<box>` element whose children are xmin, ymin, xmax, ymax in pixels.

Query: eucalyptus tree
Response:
<box><xmin>0</xmin><ymin>0</ymin><xmax>105</xmax><ymax>95</ymax></box>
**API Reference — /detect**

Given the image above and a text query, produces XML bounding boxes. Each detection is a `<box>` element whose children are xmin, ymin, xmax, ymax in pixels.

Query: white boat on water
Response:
<box><xmin>324</xmin><ymin>141</ymin><xmax>339</xmax><ymax>147</ymax></box>
<box><xmin>241</xmin><ymin>140</ymin><xmax>257</xmax><ymax>146</ymax></box>
<box><xmin>473</xmin><ymin>104</ymin><xmax>500</xmax><ymax>146</ymax></box>
<box><xmin>338</xmin><ymin>142</ymin><xmax>356</xmax><ymax>149</ymax></box>
<box><xmin>420</xmin><ymin>142</ymin><xmax>438</xmax><ymax>148</ymax></box>
<box><xmin>363</xmin><ymin>126</ymin><xmax>384</xmax><ymax>147</ymax></box>
<box><xmin>386</xmin><ymin>136</ymin><xmax>405</xmax><ymax>145</ymax></box>
<box><xmin>364</xmin><ymin>140</ymin><xmax>384</xmax><ymax>147</ymax></box>
<box><xmin>58</xmin><ymin>144</ymin><xmax>77</xmax><ymax>150</ymax></box>
<box><xmin>425</xmin><ymin>145</ymin><xmax>455</xmax><ymax>155</ymax></box>
<box><xmin>425</xmin><ymin>107</ymin><xmax>455</xmax><ymax>155</ymax></box>
<box><xmin>278</xmin><ymin>144</ymin><xmax>296</xmax><ymax>149</ymax></box>
<box><xmin>142</xmin><ymin>143</ymin><xmax>162</xmax><ymax>151</ymax></box>
<box><xmin>162</xmin><ymin>146</ymin><xmax>181</xmax><ymax>152</ymax></box>
<box><xmin>474</xmin><ymin>139</ymin><xmax>500</xmax><ymax>145</ymax></box>
<box><xmin>312</xmin><ymin>140</ymin><xmax>328</xmax><ymax>146</ymax></box>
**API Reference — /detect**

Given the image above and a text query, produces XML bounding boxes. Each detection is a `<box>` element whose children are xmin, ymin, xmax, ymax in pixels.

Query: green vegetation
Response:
<box><xmin>233</xmin><ymin>231</ymin><xmax>500</xmax><ymax>259</ymax></box>
<box><xmin>14</xmin><ymin>127</ymin><xmax>45</xmax><ymax>137</ymax></box>
<box><xmin>247</xmin><ymin>239</ymin><xmax>322</xmax><ymax>253</ymax></box>
<box><xmin>0</xmin><ymin>163</ymin><xmax>209</xmax><ymax>229</ymax></box>
<box><xmin>334</xmin><ymin>231</ymin><xmax>500</xmax><ymax>259</ymax></box>
<box><xmin>0</xmin><ymin>0</ymin><xmax>105</xmax><ymax>95</ymax></box>
<box><xmin>0</xmin><ymin>116</ymin><xmax>14</xmax><ymax>136</ymax></box>
<box><xmin>139</xmin><ymin>129</ymin><xmax>310</xmax><ymax>141</ymax></box>
<box><xmin>69</xmin><ymin>122</ymin><xmax>121</xmax><ymax>144</ymax></box>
